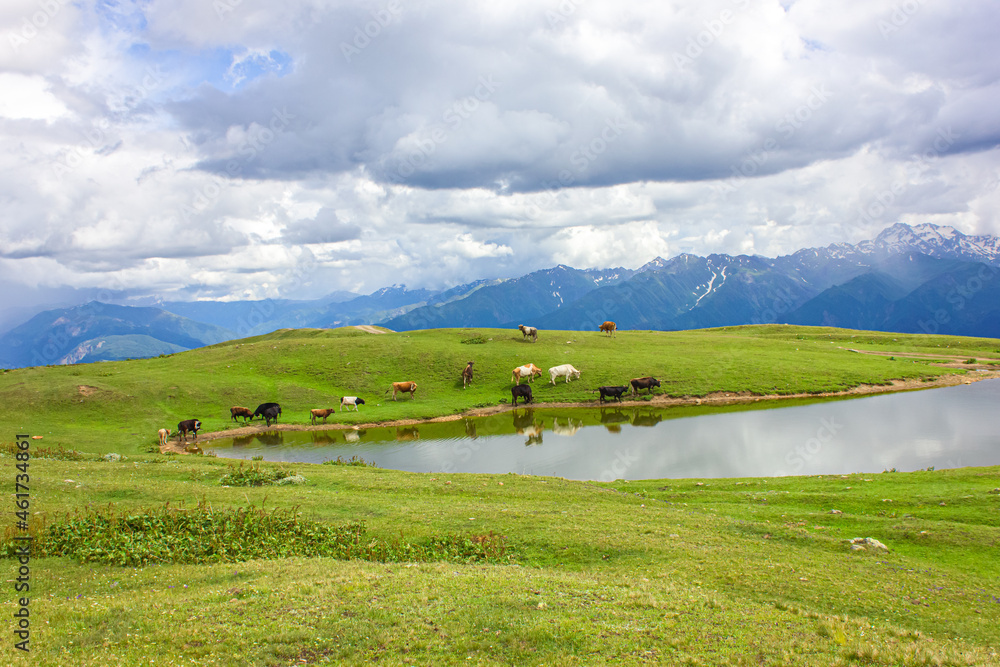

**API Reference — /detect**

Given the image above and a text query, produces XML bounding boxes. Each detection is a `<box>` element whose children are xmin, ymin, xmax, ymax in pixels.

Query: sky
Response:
<box><xmin>2</xmin><ymin>0</ymin><xmax>999</xmax><ymax>312</ymax></box>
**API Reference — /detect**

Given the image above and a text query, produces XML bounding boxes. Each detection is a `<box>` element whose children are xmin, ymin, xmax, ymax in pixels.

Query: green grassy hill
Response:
<box><xmin>3</xmin><ymin>324</ymin><xmax>1000</xmax><ymax>665</ymax></box>
<box><xmin>4</xmin><ymin>324</ymin><xmax>999</xmax><ymax>456</ymax></box>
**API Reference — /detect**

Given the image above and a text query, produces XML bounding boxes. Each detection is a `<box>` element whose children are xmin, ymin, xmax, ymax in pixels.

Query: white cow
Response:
<box><xmin>512</xmin><ymin>364</ymin><xmax>543</xmax><ymax>384</ymax></box>
<box><xmin>340</xmin><ymin>396</ymin><xmax>365</xmax><ymax>411</ymax></box>
<box><xmin>548</xmin><ymin>364</ymin><xmax>581</xmax><ymax>384</ymax></box>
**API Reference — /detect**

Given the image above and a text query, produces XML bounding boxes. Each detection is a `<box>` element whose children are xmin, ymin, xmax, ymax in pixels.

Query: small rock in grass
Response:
<box><xmin>849</xmin><ymin>537</ymin><xmax>888</xmax><ymax>552</ymax></box>
<box><xmin>829</xmin><ymin>509</ymin><xmax>842</xmax><ymax>514</ymax></box>
<box><xmin>103</xmin><ymin>453</ymin><xmax>122</xmax><ymax>462</ymax></box>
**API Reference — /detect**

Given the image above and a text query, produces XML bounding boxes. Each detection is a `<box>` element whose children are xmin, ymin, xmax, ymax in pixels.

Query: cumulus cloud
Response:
<box><xmin>0</xmin><ymin>0</ymin><xmax>998</xmax><ymax>309</ymax></box>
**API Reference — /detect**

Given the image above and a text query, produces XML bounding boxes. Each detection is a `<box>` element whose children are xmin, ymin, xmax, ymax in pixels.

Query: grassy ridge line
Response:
<box><xmin>2</xmin><ymin>324</ymin><xmax>998</xmax><ymax>456</ymax></box>
<box><xmin>4</xmin><ymin>455</ymin><xmax>999</xmax><ymax>665</ymax></box>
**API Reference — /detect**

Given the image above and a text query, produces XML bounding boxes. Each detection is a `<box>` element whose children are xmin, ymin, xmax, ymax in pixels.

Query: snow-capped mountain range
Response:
<box><xmin>3</xmin><ymin>222</ymin><xmax>1000</xmax><ymax>368</ymax></box>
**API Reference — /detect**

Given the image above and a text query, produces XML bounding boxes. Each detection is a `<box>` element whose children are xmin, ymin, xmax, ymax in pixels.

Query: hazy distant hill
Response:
<box><xmin>0</xmin><ymin>302</ymin><xmax>235</xmax><ymax>368</ymax></box>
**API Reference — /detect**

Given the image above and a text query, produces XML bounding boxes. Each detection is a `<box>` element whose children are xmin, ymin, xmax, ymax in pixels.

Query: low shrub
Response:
<box><xmin>220</xmin><ymin>461</ymin><xmax>295</xmax><ymax>486</ymax></box>
<box><xmin>7</xmin><ymin>503</ymin><xmax>515</xmax><ymax>566</ymax></box>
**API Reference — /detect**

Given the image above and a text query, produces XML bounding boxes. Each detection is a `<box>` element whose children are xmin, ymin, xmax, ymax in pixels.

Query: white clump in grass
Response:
<box><xmin>849</xmin><ymin>537</ymin><xmax>888</xmax><ymax>552</ymax></box>
<box><xmin>276</xmin><ymin>475</ymin><xmax>307</xmax><ymax>485</ymax></box>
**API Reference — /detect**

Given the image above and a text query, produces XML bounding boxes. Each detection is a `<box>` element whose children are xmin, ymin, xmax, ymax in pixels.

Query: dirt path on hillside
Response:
<box><xmin>354</xmin><ymin>325</ymin><xmax>392</xmax><ymax>334</ymax></box>
<box><xmin>839</xmin><ymin>347</ymin><xmax>1000</xmax><ymax>369</ymax></box>
<box><xmin>159</xmin><ymin>368</ymin><xmax>1000</xmax><ymax>455</ymax></box>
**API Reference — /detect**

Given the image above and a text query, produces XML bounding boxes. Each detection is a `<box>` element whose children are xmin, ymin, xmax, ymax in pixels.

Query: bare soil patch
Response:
<box><xmin>159</xmin><ymin>369</ymin><xmax>1000</xmax><ymax>455</ymax></box>
<box><xmin>354</xmin><ymin>325</ymin><xmax>392</xmax><ymax>334</ymax></box>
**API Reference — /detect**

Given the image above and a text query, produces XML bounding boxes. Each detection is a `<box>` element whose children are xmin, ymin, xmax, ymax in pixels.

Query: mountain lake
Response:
<box><xmin>206</xmin><ymin>378</ymin><xmax>1000</xmax><ymax>480</ymax></box>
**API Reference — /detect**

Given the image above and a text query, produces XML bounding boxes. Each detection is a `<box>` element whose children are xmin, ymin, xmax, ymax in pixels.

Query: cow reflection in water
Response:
<box><xmin>255</xmin><ymin>431</ymin><xmax>285</xmax><ymax>447</ymax></box>
<box><xmin>551</xmin><ymin>417</ymin><xmax>582</xmax><ymax>436</ymax></box>
<box><xmin>512</xmin><ymin>409</ymin><xmax>544</xmax><ymax>446</ymax></box>
<box><xmin>232</xmin><ymin>434</ymin><xmax>255</xmax><ymax>449</ymax></box>
<box><xmin>344</xmin><ymin>428</ymin><xmax>366</xmax><ymax>443</ymax></box>
<box><xmin>600</xmin><ymin>408</ymin><xmax>629</xmax><ymax>433</ymax></box>
<box><xmin>630</xmin><ymin>411</ymin><xmax>663</xmax><ymax>427</ymax></box>
<box><xmin>309</xmin><ymin>431</ymin><xmax>336</xmax><ymax>445</ymax></box>
<box><xmin>464</xmin><ymin>419</ymin><xmax>478</xmax><ymax>440</ymax></box>
<box><xmin>396</xmin><ymin>426</ymin><xmax>420</xmax><ymax>441</ymax></box>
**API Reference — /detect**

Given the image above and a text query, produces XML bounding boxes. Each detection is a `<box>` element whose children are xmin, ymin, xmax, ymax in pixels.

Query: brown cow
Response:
<box><xmin>310</xmin><ymin>408</ymin><xmax>336</xmax><ymax>424</ymax></box>
<box><xmin>230</xmin><ymin>406</ymin><xmax>253</xmax><ymax>422</ymax></box>
<box><xmin>157</xmin><ymin>428</ymin><xmax>171</xmax><ymax>447</ymax></box>
<box><xmin>599</xmin><ymin>321</ymin><xmax>617</xmax><ymax>337</ymax></box>
<box><xmin>387</xmin><ymin>381</ymin><xmax>418</xmax><ymax>400</ymax></box>
<box><xmin>462</xmin><ymin>361</ymin><xmax>474</xmax><ymax>388</ymax></box>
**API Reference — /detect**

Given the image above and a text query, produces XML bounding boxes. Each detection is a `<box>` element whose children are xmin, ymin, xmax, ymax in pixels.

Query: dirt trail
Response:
<box><xmin>354</xmin><ymin>325</ymin><xmax>392</xmax><ymax>334</ymax></box>
<box><xmin>159</xmin><ymin>368</ymin><xmax>1000</xmax><ymax>455</ymax></box>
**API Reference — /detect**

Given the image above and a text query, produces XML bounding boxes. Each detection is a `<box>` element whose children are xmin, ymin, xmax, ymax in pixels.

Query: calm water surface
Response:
<box><xmin>207</xmin><ymin>378</ymin><xmax>1000</xmax><ymax>480</ymax></box>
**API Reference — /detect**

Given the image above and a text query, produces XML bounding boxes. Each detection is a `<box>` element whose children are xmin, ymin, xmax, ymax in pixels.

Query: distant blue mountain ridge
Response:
<box><xmin>3</xmin><ymin>223</ymin><xmax>999</xmax><ymax>368</ymax></box>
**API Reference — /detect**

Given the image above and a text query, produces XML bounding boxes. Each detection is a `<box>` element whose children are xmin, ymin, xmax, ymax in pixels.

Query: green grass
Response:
<box><xmin>2</xmin><ymin>455</ymin><xmax>998</xmax><ymax>665</ymax></box>
<box><xmin>3</xmin><ymin>324</ymin><xmax>996</xmax><ymax>456</ymax></box>
<box><xmin>2</xmin><ymin>324</ymin><xmax>999</xmax><ymax>665</ymax></box>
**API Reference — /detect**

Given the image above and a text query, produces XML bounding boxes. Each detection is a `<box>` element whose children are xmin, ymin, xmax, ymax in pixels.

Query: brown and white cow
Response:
<box><xmin>310</xmin><ymin>408</ymin><xmax>336</xmax><ymax>424</ymax></box>
<box><xmin>157</xmin><ymin>428</ymin><xmax>171</xmax><ymax>447</ymax></box>
<box><xmin>177</xmin><ymin>419</ymin><xmax>201</xmax><ymax>442</ymax></box>
<box><xmin>599</xmin><ymin>321</ymin><xmax>617</xmax><ymax>337</ymax></box>
<box><xmin>511</xmin><ymin>363</ymin><xmax>543</xmax><ymax>384</ymax></box>
<box><xmin>518</xmin><ymin>324</ymin><xmax>538</xmax><ymax>342</ymax></box>
<box><xmin>461</xmin><ymin>361</ymin><xmax>474</xmax><ymax>388</ymax></box>
<box><xmin>387</xmin><ymin>381</ymin><xmax>418</xmax><ymax>400</ymax></box>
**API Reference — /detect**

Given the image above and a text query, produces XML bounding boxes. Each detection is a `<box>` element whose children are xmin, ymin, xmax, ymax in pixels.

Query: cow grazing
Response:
<box><xmin>253</xmin><ymin>402</ymin><xmax>281</xmax><ymax>421</ymax></box>
<box><xmin>340</xmin><ymin>396</ymin><xmax>365</xmax><ymax>411</ymax></box>
<box><xmin>630</xmin><ymin>377</ymin><xmax>661</xmax><ymax>395</ymax></box>
<box><xmin>230</xmin><ymin>406</ymin><xmax>253</xmax><ymax>422</ymax></box>
<box><xmin>310</xmin><ymin>408</ymin><xmax>336</xmax><ymax>424</ymax></box>
<box><xmin>262</xmin><ymin>406</ymin><xmax>281</xmax><ymax>427</ymax></box>
<box><xmin>549</xmin><ymin>364</ymin><xmax>581</xmax><ymax>384</ymax></box>
<box><xmin>511</xmin><ymin>363</ymin><xmax>543</xmax><ymax>384</ymax></box>
<box><xmin>461</xmin><ymin>361</ymin><xmax>474</xmax><ymax>388</ymax></box>
<box><xmin>387</xmin><ymin>381</ymin><xmax>418</xmax><ymax>401</ymax></box>
<box><xmin>511</xmin><ymin>384</ymin><xmax>533</xmax><ymax>406</ymax></box>
<box><xmin>599</xmin><ymin>321</ymin><xmax>617</xmax><ymax>337</ymax></box>
<box><xmin>598</xmin><ymin>385</ymin><xmax>629</xmax><ymax>403</ymax></box>
<box><xmin>518</xmin><ymin>324</ymin><xmax>538</xmax><ymax>342</ymax></box>
<box><xmin>157</xmin><ymin>428</ymin><xmax>171</xmax><ymax>447</ymax></box>
<box><xmin>177</xmin><ymin>419</ymin><xmax>201</xmax><ymax>442</ymax></box>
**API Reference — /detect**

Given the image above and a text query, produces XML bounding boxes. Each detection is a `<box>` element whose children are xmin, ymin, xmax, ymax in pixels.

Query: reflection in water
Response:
<box><xmin>600</xmin><ymin>408</ymin><xmax>628</xmax><ymax>433</ymax></box>
<box><xmin>551</xmin><ymin>417</ymin><xmax>582</xmax><ymax>436</ymax></box>
<box><xmin>207</xmin><ymin>380</ymin><xmax>1000</xmax><ymax>480</ymax></box>
<box><xmin>255</xmin><ymin>431</ymin><xmax>285</xmax><ymax>447</ymax></box>
<box><xmin>631</xmin><ymin>411</ymin><xmax>663</xmax><ymax>427</ymax></box>
<box><xmin>232</xmin><ymin>435</ymin><xmax>256</xmax><ymax>448</ymax></box>
<box><xmin>309</xmin><ymin>431</ymin><xmax>337</xmax><ymax>445</ymax></box>
<box><xmin>396</xmin><ymin>426</ymin><xmax>420</xmax><ymax>441</ymax></box>
<box><xmin>513</xmin><ymin>409</ymin><xmax>544</xmax><ymax>446</ymax></box>
<box><xmin>344</xmin><ymin>428</ymin><xmax>366</xmax><ymax>443</ymax></box>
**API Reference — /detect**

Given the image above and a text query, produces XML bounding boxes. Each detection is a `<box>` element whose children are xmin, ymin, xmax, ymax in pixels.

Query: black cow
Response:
<box><xmin>511</xmin><ymin>384</ymin><xmax>533</xmax><ymax>406</ymax></box>
<box><xmin>253</xmin><ymin>402</ymin><xmax>281</xmax><ymax>421</ymax></box>
<box><xmin>630</xmin><ymin>377</ymin><xmax>661</xmax><ymax>395</ymax></box>
<box><xmin>598</xmin><ymin>385</ymin><xmax>629</xmax><ymax>403</ymax></box>
<box><xmin>262</xmin><ymin>405</ymin><xmax>281</xmax><ymax>427</ymax></box>
<box><xmin>177</xmin><ymin>419</ymin><xmax>201</xmax><ymax>442</ymax></box>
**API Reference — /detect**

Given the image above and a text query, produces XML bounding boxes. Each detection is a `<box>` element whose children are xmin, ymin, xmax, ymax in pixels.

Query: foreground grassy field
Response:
<box><xmin>2</xmin><ymin>455</ymin><xmax>998</xmax><ymax>665</ymax></box>
<box><xmin>3</xmin><ymin>324</ymin><xmax>1000</xmax><ymax>456</ymax></box>
<box><xmin>2</xmin><ymin>325</ymin><xmax>999</xmax><ymax>664</ymax></box>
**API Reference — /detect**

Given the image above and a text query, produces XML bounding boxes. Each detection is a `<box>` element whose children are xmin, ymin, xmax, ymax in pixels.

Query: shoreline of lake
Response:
<box><xmin>161</xmin><ymin>369</ymin><xmax>1000</xmax><ymax>454</ymax></box>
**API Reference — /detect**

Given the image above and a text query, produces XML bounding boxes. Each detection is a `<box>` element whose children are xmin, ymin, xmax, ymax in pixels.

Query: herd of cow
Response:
<box><xmin>159</xmin><ymin>320</ymin><xmax>658</xmax><ymax>445</ymax></box>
